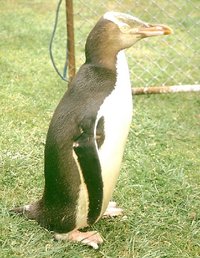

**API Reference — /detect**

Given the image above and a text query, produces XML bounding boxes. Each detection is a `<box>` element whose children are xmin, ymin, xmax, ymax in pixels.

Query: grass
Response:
<box><xmin>0</xmin><ymin>1</ymin><xmax>200</xmax><ymax>257</ymax></box>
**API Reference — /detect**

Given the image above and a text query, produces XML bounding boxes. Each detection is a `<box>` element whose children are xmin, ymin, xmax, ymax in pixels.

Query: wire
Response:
<box><xmin>49</xmin><ymin>0</ymin><xmax>68</xmax><ymax>82</ymax></box>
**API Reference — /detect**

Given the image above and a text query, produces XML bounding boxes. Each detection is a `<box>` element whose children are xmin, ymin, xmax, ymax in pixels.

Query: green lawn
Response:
<box><xmin>0</xmin><ymin>1</ymin><xmax>200</xmax><ymax>257</ymax></box>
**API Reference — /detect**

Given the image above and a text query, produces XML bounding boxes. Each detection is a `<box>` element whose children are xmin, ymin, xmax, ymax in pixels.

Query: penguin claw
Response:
<box><xmin>54</xmin><ymin>230</ymin><xmax>103</xmax><ymax>249</ymax></box>
<box><xmin>103</xmin><ymin>201</ymin><xmax>123</xmax><ymax>217</ymax></box>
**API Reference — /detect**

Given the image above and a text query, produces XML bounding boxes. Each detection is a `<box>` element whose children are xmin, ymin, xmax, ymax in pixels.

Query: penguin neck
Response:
<box><xmin>85</xmin><ymin>48</ymin><xmax>119</xmax><ymax>71</ymax></box>
<box><xmin>115</xmin><ymin>50</ymin><xmax>131</xmax><ymax>92</ymax></box>
<box><xmin>116</xmin><ymin>50</ymin><xmax>129</xmax><ymax>77</ymax></box>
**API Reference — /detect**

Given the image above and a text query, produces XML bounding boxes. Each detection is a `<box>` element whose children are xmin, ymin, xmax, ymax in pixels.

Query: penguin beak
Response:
<box><xmin>137</xmin><ymin>24</ymin><xmax>173</xmax><ymax>37</ymax></box>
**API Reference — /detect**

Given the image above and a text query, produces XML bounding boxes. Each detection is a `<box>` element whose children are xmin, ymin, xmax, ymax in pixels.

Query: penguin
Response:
<box><xmin>12</xmin><ymin>12</ymin><xmax>172</xmax><ymax>249</ymax></box>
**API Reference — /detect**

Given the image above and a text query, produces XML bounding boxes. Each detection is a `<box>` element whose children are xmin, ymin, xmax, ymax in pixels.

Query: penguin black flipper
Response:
<box><xmin>73</xmin><ymin>115</ymin><xmax>104</xmax><ymax>225</ymax></box>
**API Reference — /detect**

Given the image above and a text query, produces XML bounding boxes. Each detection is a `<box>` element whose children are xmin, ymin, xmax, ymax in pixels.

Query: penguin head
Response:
<box><xmin>103</xmin><ymin>11</ymin><xmax>173</xmax><ymax>48</ymax></box>
<box><xmin>85</xmin><ymin>11</ymin><xmax>172</xmax><ymax>68</ymax></box>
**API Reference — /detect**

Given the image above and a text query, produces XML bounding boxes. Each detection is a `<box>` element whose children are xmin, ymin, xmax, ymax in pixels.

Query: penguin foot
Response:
<box><xmin>54</xmin><ymin>230</ymin><xmax>103</xmax><ymax>249</ymax></box>
<box><xmin>103</xmin><ymin>201</ymin><xmax>123</xmax><ymax>217</ymax></box>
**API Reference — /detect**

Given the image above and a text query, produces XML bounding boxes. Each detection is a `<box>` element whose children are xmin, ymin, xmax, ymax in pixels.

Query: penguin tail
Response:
<box><xmin>9</xmin><ymin>203</ymin><xmax>39</xmax><ymax>220</ymax></box>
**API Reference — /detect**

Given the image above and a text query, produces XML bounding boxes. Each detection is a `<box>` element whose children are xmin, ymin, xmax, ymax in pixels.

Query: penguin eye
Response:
<box><xmin>120</xmin><ymin>24</ymin><xmax>131</xmax><ymax>33</ymax></box>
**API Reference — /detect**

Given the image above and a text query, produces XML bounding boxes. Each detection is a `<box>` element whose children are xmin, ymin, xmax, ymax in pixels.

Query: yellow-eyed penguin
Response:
<box><xmin>12</xmin><ymin>11</ymin><xmax>172</xmax><ymax>249</ymax></box>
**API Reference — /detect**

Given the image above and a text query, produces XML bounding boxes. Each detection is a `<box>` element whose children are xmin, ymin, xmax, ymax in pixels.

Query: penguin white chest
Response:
<box><xmin>95</xmin><ymin>50</ymin><xmax>133</xmax><ymax>215</ymax></box>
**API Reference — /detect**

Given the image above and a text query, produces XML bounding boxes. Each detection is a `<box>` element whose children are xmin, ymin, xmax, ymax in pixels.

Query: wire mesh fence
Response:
<box><xmin>53</xmin><ymin>0</ymin><xmax>199</xmax><ymax>88</ymax></box>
